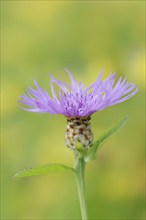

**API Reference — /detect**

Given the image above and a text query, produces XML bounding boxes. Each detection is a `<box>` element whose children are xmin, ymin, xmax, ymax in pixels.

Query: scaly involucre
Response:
<box><xmin>19</xmin><ymin>69</ymin><xmax>138</xmax><ymax>117</ymax></box>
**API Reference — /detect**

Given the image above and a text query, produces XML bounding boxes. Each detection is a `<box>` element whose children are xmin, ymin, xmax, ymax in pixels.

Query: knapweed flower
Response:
<box><xmin>19</xmin><ymin>69</ymin><xmax>138</xmax><ymax>150</ymax></box>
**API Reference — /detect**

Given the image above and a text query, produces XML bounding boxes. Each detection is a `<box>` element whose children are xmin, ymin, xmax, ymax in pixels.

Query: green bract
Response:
<box><xmin>84</xmin><ymin>116</ymin><xmax>128</xmax><ymax>162</ymax></box>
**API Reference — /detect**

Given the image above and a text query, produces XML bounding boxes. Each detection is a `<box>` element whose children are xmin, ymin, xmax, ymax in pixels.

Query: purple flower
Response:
<box><xmin>19</xmin><ymin>69</ymin><xmax>138</xmax><ymax>117</ymax></box>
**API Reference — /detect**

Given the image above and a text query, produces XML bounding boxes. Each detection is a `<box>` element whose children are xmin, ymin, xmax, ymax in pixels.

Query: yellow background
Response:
<box><xmin>1</xmin><ymin>1</ymin><xmax>145</xmax><ymax>219</ymax></box>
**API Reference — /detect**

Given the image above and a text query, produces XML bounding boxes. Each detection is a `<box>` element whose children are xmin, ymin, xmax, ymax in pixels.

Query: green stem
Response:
<box><xmin>74</xmin><ymin>154</ymin><xmax>88</xmax><ymax>220</ymax></box>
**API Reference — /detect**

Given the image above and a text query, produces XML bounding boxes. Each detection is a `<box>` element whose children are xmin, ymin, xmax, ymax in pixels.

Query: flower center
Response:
<box><xmin>63</xmin><ymin>92</ymin><xmax>88</xmax><ymax>116</ymax></box>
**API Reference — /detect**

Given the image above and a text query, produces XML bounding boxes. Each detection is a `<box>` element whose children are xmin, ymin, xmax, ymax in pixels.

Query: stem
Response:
<box><xmin>74</xmin><ymin>154</ymin><xmax>88</xmax><ymax>220</ymax></box>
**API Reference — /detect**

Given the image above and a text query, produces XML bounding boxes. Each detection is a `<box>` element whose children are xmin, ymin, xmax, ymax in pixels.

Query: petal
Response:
<box><xmin>85</xmin><ymin>69</ymin><xmax>104</xmax><ymax>94</ymax></box>
<box><xmin>65</xmin><ymin>68</ymin><xmax>78</xmax><ymax>90</ymax></box>
<box><xmin>50</xmin><ymin>74</ymin><xmax>70</xmax><ymax>93</ymax></box>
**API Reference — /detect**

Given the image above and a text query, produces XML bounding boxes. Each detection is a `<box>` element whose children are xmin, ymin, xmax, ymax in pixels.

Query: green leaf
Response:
<box><xmin>85</xmin><ymin>116</ymin><xmax>128</xmax><ymax>162</ymax></box>
<box><xmin>15</xmin><ymin>163</ymin><xmax>73</xmax><ymax>178</ymax></box>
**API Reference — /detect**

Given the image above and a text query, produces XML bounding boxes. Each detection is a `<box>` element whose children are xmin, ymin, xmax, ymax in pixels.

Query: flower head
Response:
<box><xmin>19</xmin><ymin>69</ymin><xmax>138</xmax><ymax>117</ymax></box>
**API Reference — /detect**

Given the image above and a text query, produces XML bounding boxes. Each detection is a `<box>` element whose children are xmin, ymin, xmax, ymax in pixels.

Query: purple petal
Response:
<box><xmin>18</xmin><ymin>69</ymin><xmax>138</xmax><ymax>117</ymax></box>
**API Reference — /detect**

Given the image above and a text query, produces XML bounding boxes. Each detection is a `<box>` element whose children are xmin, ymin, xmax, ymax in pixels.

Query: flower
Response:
<box><xmin>19</xmin><ymin>69</ymin><xmax>138</xmax><ymax>150</ymax></box>
<box><xmin>19</xmin><ymin>69</ymin><xmax>138</xmax><ymax>117</ymax></box>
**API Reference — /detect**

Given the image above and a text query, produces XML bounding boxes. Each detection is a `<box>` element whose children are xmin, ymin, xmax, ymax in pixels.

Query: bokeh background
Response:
<box><xmin>1</xmin><ymin>1</ymin><xmax>145</xmax><ymax>219</ymax></box>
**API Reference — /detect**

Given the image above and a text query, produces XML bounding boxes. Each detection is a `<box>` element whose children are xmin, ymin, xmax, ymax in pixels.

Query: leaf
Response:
<box><xmin>85</xmin><ymin>116</ymin><xmax>128</xmax><ymax>162</ymax></box>
<box><xmin>15</xmin><ymin>163</ymin><xmax>73</xmax><ymax>178</ymax></box>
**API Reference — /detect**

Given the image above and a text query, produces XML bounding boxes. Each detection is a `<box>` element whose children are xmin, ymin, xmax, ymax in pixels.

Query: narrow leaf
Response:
<box><xmin>15</xmin><ymin>163</ymin><xmax>73</xmax><ymax>178</ymax></box>
<box><xmin>85</xmin><ymin>116</ymin><xmax>128</xmax><ymax>162</ymax></box>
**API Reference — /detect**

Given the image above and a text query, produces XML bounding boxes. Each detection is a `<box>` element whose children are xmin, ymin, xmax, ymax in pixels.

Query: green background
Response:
<box><xmin>1</xmin><ymin>1</ymin><xmax>145</xmax><ymax>219</ymax></box>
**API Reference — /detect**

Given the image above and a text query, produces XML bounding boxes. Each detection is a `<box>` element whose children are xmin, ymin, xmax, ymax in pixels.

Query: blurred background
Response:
<box><xmin>1</xmin><ymin>1</ymin><xmax>145</xmax><ymax>219</ymax></box>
